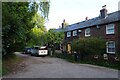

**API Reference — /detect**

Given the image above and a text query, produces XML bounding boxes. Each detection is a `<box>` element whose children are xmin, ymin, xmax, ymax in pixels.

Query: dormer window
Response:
<box><xmin>67</xmin><ymin>31</ymin><xmax>71</xmax><ymax>37</ymax></box>
<box><xmin>73</xmin><ymin>30</ymin><xmax>77</xmax><ymax>36</ymax></box>
<box><xmin>85</xmin><ymin>28</ymin><xmax>90</xmax><ymax>37</ymax></box>
<box><xmin>106</xmin><ymin>24</ymin><xmax>115</xmax><ymax>34</ymax></box>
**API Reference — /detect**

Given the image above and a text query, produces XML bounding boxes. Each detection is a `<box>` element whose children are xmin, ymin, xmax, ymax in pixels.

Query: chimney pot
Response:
<box><xmin>102</xmin><ymin>5</ymin><xmax>106</xmax><ymax>9</ymax></box>
<box><xmin>85</xmin><ymin>16</ymin><xmax>88</xmax><ymax>20</ymax></box>
<box><xmin>62</xmin><ymin>19</ymin><xmax>65</xmax><ymax>29</ymax></box>
<box><xmin>63</xmin><ymin>19</ymin><xmax>65</xmax><ymax>23</ymax></box>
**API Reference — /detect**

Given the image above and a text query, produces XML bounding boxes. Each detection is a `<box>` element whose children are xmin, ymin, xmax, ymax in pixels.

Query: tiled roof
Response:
<box><xmin>53</xmin><ymin>28</ymin><xmax>64</xmax><ymax>32</ymax></box>
<box><xmin>64</xmin><ymin>10</ymin><xmax>120</xmax><ymax>32</ymax></box>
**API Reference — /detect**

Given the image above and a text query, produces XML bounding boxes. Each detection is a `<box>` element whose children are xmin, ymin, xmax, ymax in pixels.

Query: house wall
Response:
<box><xmin>63</xmin><ymin>21</ymin><xmax>120</xmax><ymax>55</ymax></box>
<box><xmin>115</xmin><ymin>22</ymin><xmax>120</xmax><ymax>55</ymax></box>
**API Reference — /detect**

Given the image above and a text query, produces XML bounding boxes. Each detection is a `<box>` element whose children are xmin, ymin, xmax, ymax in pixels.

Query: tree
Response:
<box><xmin>2</xmin><ymin>2</ymin><xmax>31</xmax><ymax>56</ymax></box>
<box><xmin>42</xmin><ymin>29</ymin><xmax>64</xmax><ymax>53</ymax></box>
<box><xmin>26</xmin><ymin>12</ymin><xmax>47</xmax><ymax>46</ymax></box>
<box><xmin>28</xmin><ymin>26</ymin><xmax>46</xmax><ymax>46</ymax></box>
<box><xmin>39</xmin><ymin>0</ymin><xmax>50</xmax><ymax>20</ymax></box>
<box><xmin>2</xmin><ymin>1</ymin><xmax>50</xmax><ymax>57</ymax></box>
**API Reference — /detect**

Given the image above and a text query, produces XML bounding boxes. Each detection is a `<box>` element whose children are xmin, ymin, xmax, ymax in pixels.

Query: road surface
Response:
<box><xmin>3</xmin><ymin>52</ymin><xmax>119</xmax><ymax>78</ymax></box>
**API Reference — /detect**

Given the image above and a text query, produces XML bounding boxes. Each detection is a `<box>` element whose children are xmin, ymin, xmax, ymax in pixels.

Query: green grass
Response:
<box><xmin>2</xmin><ymin>53</ymin><xmax>23</xmax><ymax>76</ymax></box>
<box><xmin>52</xmin><ymin>53</ymin><xmax>120</xmax><ymax>70</ymax></box>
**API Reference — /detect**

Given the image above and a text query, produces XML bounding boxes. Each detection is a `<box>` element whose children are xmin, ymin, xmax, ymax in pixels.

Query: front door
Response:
<box><xmin>67</xmin><ymin>43</ymin><xmax>71</xmax><ymax>54</ymax></box>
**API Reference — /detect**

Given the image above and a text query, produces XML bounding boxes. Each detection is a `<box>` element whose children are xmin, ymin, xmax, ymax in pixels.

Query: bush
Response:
<box><xmin>86</xmin><ymin>37</ymin><xmax>106</xmax><ymax>55</ymax></box>
<box><xmin>71</xmin><ymin>37</ymin><xmax>106</xmax><ymax>60</ymax></box>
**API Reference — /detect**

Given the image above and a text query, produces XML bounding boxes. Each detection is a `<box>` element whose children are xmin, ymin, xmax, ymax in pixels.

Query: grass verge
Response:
<box><xmin>2</xmin><ymin>53</ymin><xmax>24</xmax><ymax>76</ymax></box>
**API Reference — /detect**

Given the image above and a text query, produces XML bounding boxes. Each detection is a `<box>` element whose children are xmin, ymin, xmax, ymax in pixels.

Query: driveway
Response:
<box><xmin>3</xmin><ymin>52</ymin><xmax>119</xmax><ymax>78</ymax></box>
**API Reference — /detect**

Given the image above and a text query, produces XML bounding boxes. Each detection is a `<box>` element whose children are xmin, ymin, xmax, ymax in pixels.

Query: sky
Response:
<box><xmin>45</xmin><ymin>0</ymin><xmax>120</xmax><ymax>30</ymax></box>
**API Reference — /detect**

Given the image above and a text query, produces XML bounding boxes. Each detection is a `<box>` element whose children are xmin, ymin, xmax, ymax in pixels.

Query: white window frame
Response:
<box><xmin>73</xmin><ymin>30</ymin><xmax>77</xmax><ymax>36</ymax></box>
<box><xmin>106</xmin><ymin>41</ymin><xmax>115</xmax><ymax>54</ymax></box>
<box><xmin>106</xmin><ymin>24</ymin><xmax>115</xmax><ymax>34</ymax></box>
<box><xmin>85</xmin><ymin>28</ymin><xmax>90</xmax><ymax>37</ymax></box>
<box><xmin>67</xmin><ymin>31</ymin><xmax>71</xmax><ymax>37</ymax></box>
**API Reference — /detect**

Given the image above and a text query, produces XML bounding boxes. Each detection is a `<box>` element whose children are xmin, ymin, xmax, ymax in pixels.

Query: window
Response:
<box><xmin>85</xmin><ymin>28</ymin><xmax>90</xmax><ymax>37</ymax></box>
<box><xmin>67</xmin><ymin>31</ymin><xmax>71</xmax><ymax>37</ymax></box>
<box><xmin>106</xmin><ymin>41</ymin><xmax>115</xmax><ymax>54</ymax></box>
<box><xmin>73</xmin><ymin>30</ymin><xmax>77</xmax><ymax>36</ymax></box>
<box><xmin>106</xmin><ymin>24</ymin><xmax>115</xmax><ymax>34</ymax></box>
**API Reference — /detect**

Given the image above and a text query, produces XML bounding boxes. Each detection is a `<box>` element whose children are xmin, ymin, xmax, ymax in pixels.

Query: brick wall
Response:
<box><xmin>64</xmin><ymin>21</ymin><xmax>120</xmax><ymax>54</ymax></box>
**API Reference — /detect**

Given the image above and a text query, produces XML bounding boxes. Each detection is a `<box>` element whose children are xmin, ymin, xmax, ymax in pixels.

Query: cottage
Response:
<box><xmin>62</xmin><ymin>6</ymin><xmax>120</xmax><ymax>55</ymax></box>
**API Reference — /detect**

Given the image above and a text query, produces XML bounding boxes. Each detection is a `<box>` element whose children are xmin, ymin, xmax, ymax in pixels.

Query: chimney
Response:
<box><xmin>62</xmin><ymin>19</ymin><xmax>65</xmax><ymax>29</ymax></box>
<box><xmin>100</xmin><ymin>5</ymin><xmax>107</xmax><ymax>18</ymax></box>
<box><xmin>85</xmin><ymin>16</ymin><xmax>88</xmax><ymax>20</ymax></box>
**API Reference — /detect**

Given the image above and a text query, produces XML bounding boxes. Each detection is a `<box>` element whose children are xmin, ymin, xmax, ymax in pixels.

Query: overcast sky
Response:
<box><xmin>45</xmin><ymin>0</ymin><xmax>120</xmax><ymax>30</ymax></box>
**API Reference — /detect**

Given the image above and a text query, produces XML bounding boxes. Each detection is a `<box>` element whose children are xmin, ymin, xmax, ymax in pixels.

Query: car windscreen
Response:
<box><xmin>34</xmin><ymin>47</ymin><xmax>39</xmax><ymax>49</ymax></box>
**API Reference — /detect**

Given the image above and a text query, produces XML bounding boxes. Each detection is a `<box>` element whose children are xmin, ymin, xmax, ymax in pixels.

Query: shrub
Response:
<box><xmin>71</xmin><ymin>37</ymin><xmax>106</xmax><ymax>60</ymax></box>
<box><xmin>86</xmin><ymin>37</ymin><xmax>106</xmax><ymax>55</ymax></box>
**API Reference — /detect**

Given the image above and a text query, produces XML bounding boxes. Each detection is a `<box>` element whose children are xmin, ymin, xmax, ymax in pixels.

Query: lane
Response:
<box><xmin>3</xmin><ymin>53</ymin><xmax>118</xmax><ymax>78</ymax></box>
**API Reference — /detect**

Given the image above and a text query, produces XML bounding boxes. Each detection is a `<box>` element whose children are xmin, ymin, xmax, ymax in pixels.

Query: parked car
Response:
<box><xmin>31</xmin><ymin>46</ymin><xmax>48</xmax><ymax>56</ymax></box>
<box><xmin>30</xmin><ymin>46</ymin><xmax>40</xmax><ymax>56</ymax></box>
<box><xmin>39</xmin><ymin>46</ymin><xmax>48</xmax><ymax>56</ymax></box>
<box><xmin>23</xmin><ymin>47</ymin><xmax>31</xmax><ymax>54</ymax></box>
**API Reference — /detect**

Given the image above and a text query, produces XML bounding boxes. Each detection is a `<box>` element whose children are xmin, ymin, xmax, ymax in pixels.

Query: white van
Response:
<box><xmin>31</xmin><ymin>46</ymin><xmax>48</xmax><ymax>56</ymax></box>
<box><xmin>39</xmin><ymin>46</ymin><xmax>48</xmax><ymax>55</ymax></box>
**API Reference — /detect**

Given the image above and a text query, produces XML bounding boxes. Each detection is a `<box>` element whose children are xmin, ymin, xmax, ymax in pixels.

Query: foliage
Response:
<box><xmin>36</xmin><ymin>29</ymin><xmax>64</xmax><ymax>54</ymax></box>
<box><xmin>31</xmin><ymin>13</ymin><xmax>45</xmax><ymax>28</ymax></box>
<box><xmin>88</xmin><ymin>37</ymin><xmax>106</xmax><ymax>55</ymax></box>
<box><xmin>52</xmin><ymin>52</ymin><xmax>119</xmax><ymax>70</ymax></box>
<box><xmin>71</xmin><ymin>37</ymin><xmax>106</xmax><ymax>57</ymax></box>
<box><xmin>52</xmin><ymin>52</ymin><xmax>75</xmax><ymax>63</ymax></box>
<box><xmin>45</xmin><ymin>29</ymin><xmax>64</xmax><ymax>47</ymax></box>
<box><xmin>64</xmin><ymin>22</ymin><xmax>69</xmax><ymax>28</ymax></box>
<box><xmin>2</xmin><ymin>2</ymin><xmax>30</xmax><ymax>55</ymax></box>
<box><xmin>2</xmin><ymin>2</ymin><xmax>50</xmax><ymax>57</ymax></box>
<box><xmin>27</xmin><ymin>26</ymin><xmax>46</xmax><ymax>46</ymax></box>
<box><xmin>39</xmin><ymin>0</ymin><xmax>50</xmax><ymax>20</ymax></box>
<box><xmin>80</xmin><ymin>59</ymin><xmax>119</xmax><ymax>70</ymax></box>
